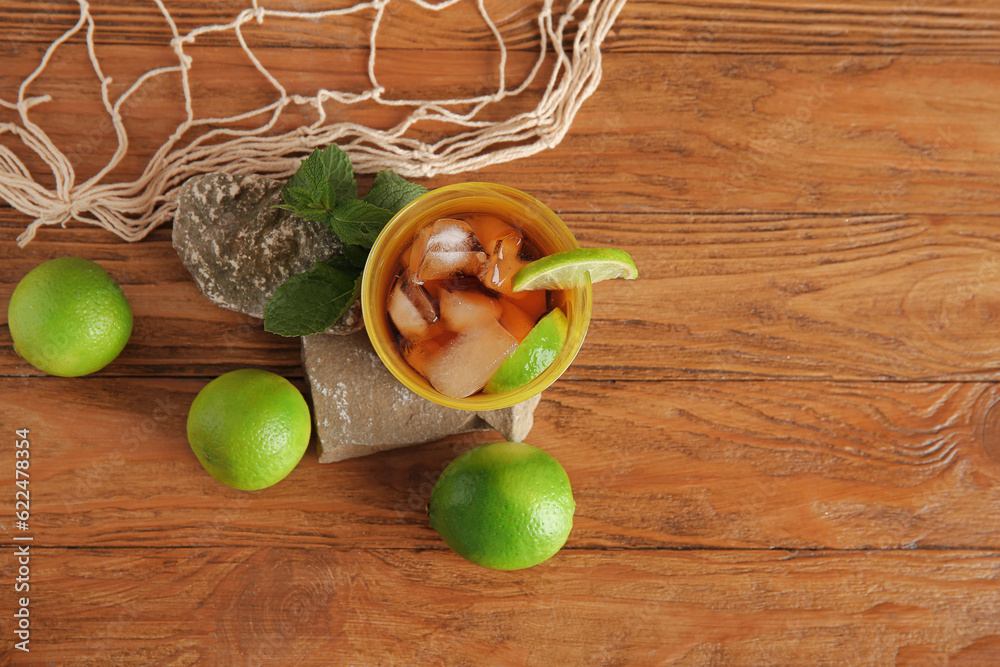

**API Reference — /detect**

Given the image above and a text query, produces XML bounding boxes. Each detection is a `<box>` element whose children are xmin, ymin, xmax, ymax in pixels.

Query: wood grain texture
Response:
<box><xmin>4</xmin><ymin>1</ymin><xmax>1000</xmax><ymax>664</ymax></box>
<box><xmin>613</xmin><ymin>0</ymin><xmax>1000</xmax><ymax>54</ymax></box>
<box><xmin>5</xmin><ymin>212</ymin><xmax>1000</xmax><ymax>381</ymax></box>
<box><xmin>0</xmin><ymin>220</ymin><xmax>303</xmax><ymax>378</ymax></box>
<box><xmin>0</xmin><ymin>0</ymin><xmax>562</xmax><ymax>50</ymax></box>
<box><xmin>4</xmin><ymin>48</ymin><xmax>1000</xmax><ymax>214</ymax></box>
<box><xmin>4</xmin><ymin>0</ymin><xmax>1000</xmax><ymax>54</ymax></box>
<box><xmin>571</xmin><ymin>213</ymin><xmax>1000</xmax><ymax>381</ymax></box>
<box><xmin>0</xmin><ymin>547</ymin><xmax>997</xmax><ymax>666</ymax></box>
<box><xmin>3</xmin><ymin>377</ymin><xmax>998</xmax><ymax>550</ymax></box>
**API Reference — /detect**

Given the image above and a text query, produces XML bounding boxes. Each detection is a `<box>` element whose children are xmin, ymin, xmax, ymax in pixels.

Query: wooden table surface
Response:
<box><xmin>3</xmin><ymin>1</ymin><xmax>1000</xmax><ymax>665</ymax></box>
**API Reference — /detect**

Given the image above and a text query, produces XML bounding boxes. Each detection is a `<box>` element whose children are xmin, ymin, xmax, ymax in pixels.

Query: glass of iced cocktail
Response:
<box><xmin>361</xmin><ymin>183</ymin><xmax>593</xmax><ymax>410</ymax></box>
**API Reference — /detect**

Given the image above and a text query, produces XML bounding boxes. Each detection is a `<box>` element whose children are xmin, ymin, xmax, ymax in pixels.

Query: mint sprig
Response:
<box><xmin>264</xmin><ymin>145</ymin><xmax>428</xmax><ymax>337</ymax></box>
<box><xmin>277</xmin><ymin>144</ymin><xmax>356</xmax><ymax>214</ymax></box>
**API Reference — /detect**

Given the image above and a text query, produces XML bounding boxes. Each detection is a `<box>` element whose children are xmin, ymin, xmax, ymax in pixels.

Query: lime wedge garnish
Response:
<box><xmin>483</xmin><ymin>307</ymin><xmax>568</xmax><ymax>394</ymax></box>
<box><xmin>512</xmin><ymin>248</ymin><xmax>638</xmax><ymax>292</ymax></box>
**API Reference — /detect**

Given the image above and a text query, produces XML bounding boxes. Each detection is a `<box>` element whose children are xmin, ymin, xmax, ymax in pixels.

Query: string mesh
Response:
<box><xmin>0</xmin><ymin>0</ymin><xmax>625</xmax><ymax>245</ymax></box>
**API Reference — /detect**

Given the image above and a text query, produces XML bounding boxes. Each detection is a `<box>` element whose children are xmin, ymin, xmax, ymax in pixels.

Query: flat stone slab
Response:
<box><xmin>302</xmin><ymin>331</ymin><xmax>540</xmax><ymax>462</ymax></box>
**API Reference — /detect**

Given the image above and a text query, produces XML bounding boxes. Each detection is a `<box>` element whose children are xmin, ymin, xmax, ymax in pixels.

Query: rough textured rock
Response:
<box><xmin>477</xmin><ymin>401</ymin><xmax>540</xmax><ymax>444</ymax></box>
<box><xmin>172</xmin><ymin>172</ymin><xmax>362</xmax><ymax>334</ymax></box>
<box><xmin>302</xmin><ymin>331</ymin><xmax>541</xmax><ymax>462</ymax></box>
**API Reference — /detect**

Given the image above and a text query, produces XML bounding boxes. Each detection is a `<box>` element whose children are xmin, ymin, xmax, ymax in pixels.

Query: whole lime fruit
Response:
<box><xmin>429</xmin><ymin>441</ymin><xmax>575</xmax><ymax>570</ymax></box>
<box><xmin>7</xmin><ymin>257</ymin><xmax>133</xmax><ymax>376</ymax></box>
<box><xmin>186</xmin><ymin>369</ymin><xmax>312</xmax><ymax>491</ymax></box>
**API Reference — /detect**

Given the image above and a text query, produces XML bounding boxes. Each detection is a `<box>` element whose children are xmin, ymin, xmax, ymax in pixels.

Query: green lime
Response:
<box><xmin>7</xmin><ymin>257</ymin><xmax>133</xmax><ymax>377</ymax></box>
<box><xmin>187</xmin><ymin>369</ymin><xmax>312</xmax><ymax>491</ymax></box>
<box><xmin>512</xmin><ymin>247</ymin><xmax>638</xmax><ymax>292</ymax></box>
<box><xmin>483</xmin><ymin>307</ymin><xmax>568</xmax><ymax>394</ymax></box>
<box><xmin>429</xmin><ymin>441</ymin><xmax>575</xmax><ymax>570</ymax></box>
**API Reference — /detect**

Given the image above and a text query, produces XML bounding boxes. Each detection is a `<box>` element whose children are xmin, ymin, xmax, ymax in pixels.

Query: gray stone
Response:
<box><xmin>478</xmin><ymin>400</ymin><xmax>540</xmax><ymax>444</ymax></box>
<box><xmin>172</xmin><ymin>172</ymin><xmax>361</xmax><ymax>334</ymax></box>
<box><xmin>302</xmin><ymin>331</ymin><xmax>541</xmax><ymax>462</ymax></box>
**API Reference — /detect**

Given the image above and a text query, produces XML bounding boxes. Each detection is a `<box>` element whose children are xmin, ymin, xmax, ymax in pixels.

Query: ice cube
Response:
<box><xmin>466</xmin><ymin>213</ymin><xmax>519</xmax><ymax>253</ymax></box>
<box><xmin>423</xmin><ymin>317</ymin><xmax>518</xmax><ymax>398</ymax></box>
<box><xmin>422</xmin><ymin>218</ymin><xmax>484</xmax><ymax>252</ymax></box>
<box><xmin>439</xmin><ymin>289</ymin><xmax>503</xmax><ymax>332</ymax></box>
<box><xmin>388</xmin><ymin>276</ymin><xmax>439</xmax><ymax>340</ymax></box>
<box><xmin>421</xmin><ymin>279</ymin><xmax>444</xmax><ymax>300</ymax></box>
<box><xmin>401</xmin><ymin>337</ymin><xmax>445</xmax><ymax>377</ymax></box>
<box><xmin>481</xmin><ymin>231</ymin><xmax>529</xmax><ymax>295</ymax></box>
<box><xmin>398</xmin><ymin>242</ymin><xmax>414</xmax><ymax>270</ymax></box>
<box><xmin>417</xmin><ymin>250</ymin><xmax>487</xmax><ymax>282</ymax></box>
<box><xmin>499</xmin><ymin>300</ymin><xmax>536</xmax><ymax>343</ymax></box>
<box><xmin>412</xmin><ymin>218</ymin><xmax>487</xmax><ymax>283</ymax></box>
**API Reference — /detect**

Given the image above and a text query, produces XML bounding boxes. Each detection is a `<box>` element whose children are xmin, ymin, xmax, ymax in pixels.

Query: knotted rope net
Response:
<box><xmin>0</xmin><ymin>0</ymin><xmax>625</xmax><ymax>246</ymax></box>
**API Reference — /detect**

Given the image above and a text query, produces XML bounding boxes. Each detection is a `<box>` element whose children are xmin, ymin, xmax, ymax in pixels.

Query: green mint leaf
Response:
<box><xmin>282</xmin><ymin>186</ymin><xmax>315</xmax><ymax>208</ymax></box>
<box><xmin>324</xmin><ymin>245</ymin><xmax>369</xmax><ymax>273</ymax></box>
<box><xmin>278</xmin><ymin>183</ymin><xmax>321</xmax><ymax>220</ymax></box>
<box><xmin>324</xmin><ymin>252</ymin><xmax>354</xmax><ymax>273</ymax></box>
<box><xmin>324</xmin><ymin>199</ymin><xmax>394</xmax><ymax>249</ymax></box>
<box><xmin>282</xmin><ymin>166</ymin><xmax>320</xmax><ymax>207</ymax></box>
<box><xmin>306</xmin><ymin>145</ymin><xmax>356</xmax><ymax>205</ymax></box>
<box><xmin>281</xmin><ymin>145</ymin><xmax>357</xmax><ymax>214</ymax></box>
<box><xmin>263</xmin><ymin>261</ymin><xmax>362</xmax><ymax>337</ymax></box>
<box><xmin>288</xmin><ymin>206</ymin><xmax>332</xmax><ymax>226</ymax></box>
<box><xmin>342</xmin><ymin>244</ymin><xmax>369</xmax><ymax>269</ymax></box>
<box><xmin>363</xmin><ymin>169</ymin><xmax>428</xmax><ymax>214</ymax></box>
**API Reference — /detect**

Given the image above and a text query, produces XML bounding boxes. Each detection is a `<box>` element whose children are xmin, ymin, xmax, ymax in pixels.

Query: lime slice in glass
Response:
<box><xmin>484</xmin><ymin>307</ymin><xmax>568</xmax><ymax>394</ymax></box>
<box><xmin>512</xmin><ymin>247</ymin><xmax>638</xmax><ymax>292</ymax></box>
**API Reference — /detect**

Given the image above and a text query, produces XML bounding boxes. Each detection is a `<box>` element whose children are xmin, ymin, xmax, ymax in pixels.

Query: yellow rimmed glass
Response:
<box><xmin>362</xmin><ymin>182</ymin><xmax>593</xmax><ymax>410</ymax></box>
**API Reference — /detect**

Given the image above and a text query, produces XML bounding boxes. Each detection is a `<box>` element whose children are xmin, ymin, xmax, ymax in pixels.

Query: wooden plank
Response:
<box><xmin>468</xmin><ymin>54</ymin><xmax>1000</xmax><ymax>216</ymax></box>
<box><xmin>0</xmin><ymin>222</ymin><xmax>303</xmax><ymax>378</ymax></box>
<box><xmin>547</xmin><ymin>379</ymin><xmax>1000</xmax><ymax>550</ymax></box>
<box><xmin>2</xmin><ymin>377</ymin><xmax>998</xmax><ymax>549</ymax></box>
<box><xmin>4</xmin><ymin>0</ymin><xmax>1000</xmax><ymax>54</ymax></box>
<box><xmin>5</xmin><ymin>212</ymin><xmax>1000</xmax><ymax>381</ymax></box>
<box><xmin>0</xmin><ymin>0</ymin><xmax>557</xmax><ymax>50</ymax></box>
<box><xmin>0</xmin><ymin>42</ymin><xmax>551</xmax><ymax>188</ymax></box>
<box><xmin>0</xmin><ymin>547</ymin><xmax>997</xmax><ymax>664</ymax></box>
<box><xmin>3</xmin><ymin>49</ymin><xmax>1000</xmax><ymax>214</ymax></box>
<box><xmin>615</xmin><ymin>0</ymin><xmax>1000</xmax><ymax>54</ymax></box>
<box><xmin>569</xmin><ymin>213</ymin><xmax>1000</xmax><ymax>382</ymax></box>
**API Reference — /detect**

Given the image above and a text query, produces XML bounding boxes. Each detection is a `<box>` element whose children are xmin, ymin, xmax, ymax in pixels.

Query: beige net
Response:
<box><xmin>0</xmin><ymin>0</ymin><xmax>625</xmax><ymax>246</ymax></box>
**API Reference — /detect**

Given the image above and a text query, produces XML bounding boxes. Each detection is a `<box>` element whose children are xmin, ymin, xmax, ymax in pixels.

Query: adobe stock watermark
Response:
<box><xmin>12</xmin><ymin>428</ymin><xmax>33</xmax><ymax>653</ymax></box>
<box><xmin>88</xmin><ymin>597</ymin><xmax>142</xmax><ymax>658</ymax></box>
<box><xmin>733</xmin><ymin>81</ymin><xmax>836</xmax><ymax>183</ymax></box>
<box><xmin>66</xmin><ymin>391</ymin><xmax>181</xmax><ymax>513</ymax></box>
<box><xmin>221</xmin><ymin>311</ymin><xmax>265</xmax><ymax>356</ymax></box>
<box><xmin>64</xmin><ymin>68</ymin><xmax>172</xmax><ymax>171</ymax></box>
<box><xmin>4</xmin><ymin>7</ymin><xmax>62</xmax><ymax>51</ymax></box>
<box><xmin>392</xmin><ymin>438</ymin><xmax>481</xmax><ymax>518</ymax></box>
<box><xmin>954</xmin><ymin>255</ymin><xmax>1000</xmax><ymax>303</ymax></box>
<box><xmin>880</xmin><ymin>0</ymin><xmax>977</xmax><ymax>43</ymax></box>
<box><xmin>193</xmin><ymin>312</ymin><xmax>268</xmax><ymax>544</ymax></box>
<box><xmin>867</xmin><ymin>124</ymin><xmax>957</xmax><ymax>214</ymax></box>
<box><xmin>670</xmin><ymin>6</ymin><xmax>739</xmax><ymax>72</ymax></box>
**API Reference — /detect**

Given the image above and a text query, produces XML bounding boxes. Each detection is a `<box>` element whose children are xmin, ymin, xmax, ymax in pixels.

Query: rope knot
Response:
<box><xmin>57</xmin><ymin>200</ymin><xmax>81</xmax><ymax>218</ymax></box>
<box><xmin>38</xmin><ymin>200</ymin><xmax>77</xmax><ymax>225</ymax></box>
